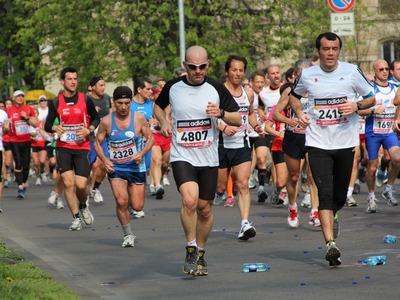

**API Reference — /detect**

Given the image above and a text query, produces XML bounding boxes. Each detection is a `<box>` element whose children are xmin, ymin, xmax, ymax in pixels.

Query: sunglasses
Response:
<box><xmin>87</xmin><ymin>90</ymin><xmax>93</xmax><ymax>92</ymax></box>
<box><xmin>377</xmin><ymin>67</ymin><xmax>389</xmax><ymax>72</ymax></box>
<box><xmin>186</xmin><ymin>62</ymin><xmax>208</xmax><ymax>70</ymax></box>
<box><xmin>39</xmin><ymin>99</ymin><xmax>47</xmax><ymax>102</ymax></box>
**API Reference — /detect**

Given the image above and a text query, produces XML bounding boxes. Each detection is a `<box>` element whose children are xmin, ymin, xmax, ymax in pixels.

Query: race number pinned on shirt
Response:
<box><xmin>176</xmin><ymin>118</ymin><xmax>213</xmax><ymax>148</ymax></box>
<box><xmin>15</xmin><ymin>120</ymin><xmax>29</xmax><ymax>135</ymax></box>
<box><xmin>373</xmin><ymin>112</ymin><xmax>395</xmax><ymax>134</ymax></box>
<box><xmin>359</xmin><ymin>116</ymin><xmax>365</xmax><ymax>134</ymax></box>
<box><xmin>60</xmin><ymin>123</ymin><xmax>84</xmax><ymax>143</ymax></box>
<box><xmin>314</xmin><ymin>97</ymin><xmax>348</xmax><ymax>126</ymax></box>
<box><xmin>109</xmin><ymin>138</ymin><xmax>136</xmax><ymax>164</ymax></box>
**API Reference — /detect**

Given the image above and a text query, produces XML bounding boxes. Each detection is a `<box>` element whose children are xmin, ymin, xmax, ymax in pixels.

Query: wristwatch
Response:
<box><xmin>370</xmin><ymin>108</ymin><xmax>375</xmax><ymax>115</ymax></box>
<box><xmin>357</xmin><ymin>102</ymin><xmax>363</xmax><ymax>111</ymax></box>
<box><xmin>89</xmin><ymin>128</ymin><xmax>94</xmax><ymax>134</ymax></box>
<box><xmin>219</xmin><ymin>109</ymin><xmax>225</xmax><ymax>118</ymax></box>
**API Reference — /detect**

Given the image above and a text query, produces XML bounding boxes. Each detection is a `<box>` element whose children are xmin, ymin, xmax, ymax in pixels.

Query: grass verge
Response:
<box><xmin>0</xmin><ymin>242</ymin><xmax>80</xmax><ymax>300</ymax></box>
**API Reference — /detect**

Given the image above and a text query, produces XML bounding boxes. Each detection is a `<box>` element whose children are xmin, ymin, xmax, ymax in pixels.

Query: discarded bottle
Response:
<box><xmin>363</xmin><ymin>256</ymin><xmax>387</xmax><ymax>266</ymax></box>
<box><xmin>242</xmin><ymin>263</ymin><xmax>270</xmax><ymax>273</ymax></box>
<box><xmin>383</xmin><ymin>235</ymin><xmax>396</xmax><ymax>244</ymax></box>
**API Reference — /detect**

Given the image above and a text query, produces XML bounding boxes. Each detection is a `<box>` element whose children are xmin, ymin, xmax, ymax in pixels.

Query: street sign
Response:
<box><xmin>328</xmin><ymin>0</ymin><xmax>355</xmax><ymax>12</ymax></box>
<box><xmin>331</xmin><ymin>12</ymin><xmax>355</xmax><ymax>36</ymax></box>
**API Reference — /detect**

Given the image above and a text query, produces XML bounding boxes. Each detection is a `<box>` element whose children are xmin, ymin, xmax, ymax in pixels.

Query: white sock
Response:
<box><xmin>347</xmin><ymin>187</ymin><xmax>353</xmax><ymax>198</ymax></box>
<box><xmin>241</xmin><ymin>219</ymin><xmax>249</xmax><ymax>226</ymax></box>
<box><xmin>187</xmin><ymin>239</ymin><xmax>197</xmax><ymax>247</ymax></box>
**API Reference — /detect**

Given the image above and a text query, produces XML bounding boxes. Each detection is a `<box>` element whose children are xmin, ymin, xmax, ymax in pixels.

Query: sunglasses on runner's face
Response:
<box><xmin>377</xmin><ymin>67</ymin><xmax>389</xmax><ymax>72</ymax></box>
<box><xmin>186</xmin><ymin>62</ymin><xmax>208</xmax><ymax>70</ymax></box>
<box><xmin>39</xmin><ymin>99</ymin><xmax>47</xmax><ymax>102</ymax></box>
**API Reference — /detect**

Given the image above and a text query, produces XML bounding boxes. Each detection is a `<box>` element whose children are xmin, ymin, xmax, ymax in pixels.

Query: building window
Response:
<box><xmin>382</xmin><ymin>40</ymin><xmax>400</xmax><ymax>63</ymax></box>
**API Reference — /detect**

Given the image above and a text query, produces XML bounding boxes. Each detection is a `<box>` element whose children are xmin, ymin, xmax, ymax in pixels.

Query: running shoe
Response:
<box><xmin>257</xmin><ymin>187</ymin><xmax>268</xmax><ymax>202</ymax></box>
<box><xmin>196</xmin><ymin>250</ymin><xmax>208</xmax><ymax>276</ymax></box>
<box><xmin>132</xmin><ymin>210</ymin><xmax>145</xmax><ymax>218</ymax></box>
<box><xmin>382</xmin><ymin>190</ymin><xmax>399</xmax><ymax>206</ymax></box>
<box><xmin>69</xmin><ymin>218</ymin><xmax>82</xmax><ymax>231</ymax></box>
<box><xmin>162</xmin><ymin>177</ymin><xmax>170</xmax><ymax>186</ymax></box>
<box><xmin>155</xmin><ymin>185</ymin><xmax>164</xmax><ymax>199</ymax></box>
<box><xmin>254</xmin><ymin>169</ymin><xmax>259</xmax><ymax>183</ymax></box>
<box><xmin>56</xmin><ymin>198</ymin><xmax>64</xmax><ymax>209</ymax></box>
<box><xmin>213</xmin><ymin>193</ymin><xmax>224</xmax><ymax>206</ymax></box>
<box><xmin>182</xmin><ymin>246</ymin><xmax>198</xmax><ymax>275</ymax></box>
<box><xmin>0</xmin><ymin>207</ymin><xmax>2</xmax><ymax>213</ymax></box>
<box><xmin>308</xmin><ymin>210</ymin><xmax>321</xmax><ymax>227</ymax></box>
<box><xmin>346</xmin><ymin>196</ymin><xmax>358</xmax><ymax>207</ymax></box>
<box><xmin>366</xmin><ymin>198</ymin><xmax>378</xmax><ymax>213</ymax></box>
<box><xmin>301</xmin><ymin>175</ymin><xmax>308</xmax><ymax>193</ymax></box>
<box><xmin>353</xmin><ymin>182</ymin><xmax>361</xmax><ymax>194</ymax></box>
<box><xmin>48</xmin><ymin>191</ymin><xmax>58</xmax><ymax>205</ymax></box>
<box><xmin>325</xmin><ymin>240</ymin><xmax>341</xmax><ymax>266</ymax></box>
<box><xmin>224</xmin><ymin>196</ymin><xmax>235</xmax><ymax>207</ymax></box>
<box><xmin>80</xmin><ymin>206</ymin><xmax>94</xmax><ymax>225</ymax></box>
<box><xmin>17</xmin><ymin>188</ymin><xmax>25</xmax><ymax>199</ymax></box>
<box><xmin>248</xmin><ymin>175</ymin><xmax>256</xmax><ymax>189</ymax></box>
<box><xmin>383</xmin><ymin>171</ymin><xmax>389</xmax><ymax>184</ymax></box>
<box><xmin>93</xmin><ymin>189</ymin><xmax>104</xmax><ymax>203</ymax></box>
<box><xmin>287</xmin><ymin>206</ymin><xmax>299</xmax><ymax>228</ymax></box>
<box><xmin>122</xmin><ymin>235</ymin><xmax>135</xmax><ymax>248</ymax></box>
<box><xmin>279</xmin><ymin>190</ymin><xmax>289</xmax><ymax>205</ymax></box>
<box><xmin>3</xmin><ymin>180</ymin><xmax>9</xmax><ymax>188</ymax></box>
<box><xmin>270</xmin><ymin>190</ymin><xmax>282</xmax><ymax>205</ymax></box>
<box><xmin>149</xmin><ymin>185</ymin><xmax>156</xmax><ymax>196</ymax></box>
<box><xmin>41</xmin><ymin>172</ymin><xmax>48</xmax><ymax>182</ymax></box>
<box><xmin>301</xmin><ymin>192</ymin><xmax>311</xmax><ymax>208</ymax></box>
<box><xmin>35</xmin><ymin>178</ymin><xmax>41</xmax><ymax>186</ymax></box>
<box><xmin>375</xmin><ymin>170</ymin><xmax>385</xmax><ymax>188</ymax></box>
<box><xmin>333</xmin><ymin>213</ymin><xmax>340</xmax><ymax>238</ymax></box>
<box><xmin>238</xmin><ymin>222</ymin><xmax>256</xmax><ymax>240</ymax></box>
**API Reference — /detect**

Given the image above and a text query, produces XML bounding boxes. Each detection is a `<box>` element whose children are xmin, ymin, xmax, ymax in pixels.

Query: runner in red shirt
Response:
<box><xmin>4</xmin><ymin>90</ymin><xmax>37</xmax><ymax>198</ymax></box>
<box><xmin>45</xmin><ymin>67</ymin><xmax>100</xmax><ymax>231</ymax></box>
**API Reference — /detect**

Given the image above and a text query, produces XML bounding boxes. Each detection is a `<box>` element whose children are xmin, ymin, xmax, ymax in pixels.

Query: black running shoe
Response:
<box><xmin>196</xmin><ymin>250</ymin><xmax>208</xmax><ymax>276</ymax></box>
<box><xmin>325</xmin><ymin>240</ymin><xmax>341</xmax><ymax>267</ymax></box>
<box><xmin>182</xmin><ymin>246</ymin><xmax>198</xmax><ymax>275</ymax></box>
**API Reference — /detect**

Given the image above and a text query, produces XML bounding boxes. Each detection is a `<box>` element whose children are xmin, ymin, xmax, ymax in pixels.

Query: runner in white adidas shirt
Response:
<box><xmin>154</xmin><ymin>46</ymin><xmax>241</xmax><ymax>276</ymax></box>
<box><xmin>290</xmin><ymin>32</ymin><xmax>375</xmax><ymax>267</ymax></box>
<box><xmin>360</xmin><ymin>59</ymin><xmax>400</xmax><ymax>212</ymax></box>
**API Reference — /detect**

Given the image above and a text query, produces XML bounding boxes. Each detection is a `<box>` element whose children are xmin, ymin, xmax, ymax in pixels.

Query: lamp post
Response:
<box><xmin>178</xmin><ymin>0</ymin><xmax>186</xmax><ymax>65</ymax></box>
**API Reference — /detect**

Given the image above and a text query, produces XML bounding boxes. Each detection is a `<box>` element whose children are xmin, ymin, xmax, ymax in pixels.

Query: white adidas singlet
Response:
<box><xmin>293</xmin><ymin>61</ymin><xmax>374</xmax><ymax>150</ymax></box>
<box><xmin>156</xmin><ymin>76</ymin><xmax>239</xmax><ymax>167</ymax></box>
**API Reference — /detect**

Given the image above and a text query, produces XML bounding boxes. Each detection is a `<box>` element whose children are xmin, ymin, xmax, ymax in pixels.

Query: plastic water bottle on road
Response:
<box><xmin>363</xmin><ymin>256</ymin><xmax>387</xmax><ymax>266</ymax></box>
<box><xmin>383</xmin><ymin>235</ymin><xmax>396</xmax><ymax>244</ymax></box>
<box><xmin>242</xmin><ymin>263</ymin><xmax>270</xmax><ymax>272</ymax></box>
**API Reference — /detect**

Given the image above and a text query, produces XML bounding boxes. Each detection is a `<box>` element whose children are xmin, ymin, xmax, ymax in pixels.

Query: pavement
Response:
<box><xmin>0</xmin><ymin>175</ymin><xmax>399</xmax><ymax>300</ymax></box>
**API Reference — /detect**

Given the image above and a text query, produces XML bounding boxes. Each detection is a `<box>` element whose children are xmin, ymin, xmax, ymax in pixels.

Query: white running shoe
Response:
<box><xmin>35</xmin><ymin>178</ymin><xmax>41</xmax><ymax>186</ymax></box>
<box><xmin>132</xmin><ymin>210</ymin><xmax>145</xmax><ymax>218</ymax></box>
<box><xmin>47</xmin><ymin>191</ymin><xmax>58</xmax><ymax>205</ymax></box>
<box><xmin>41</xmin><ymin>172</ymin><xmax>48</xmax><ymax>182</ymax></box>
<box><xmin>93</xmin><ymin>189</ymin><xmax>104</xmax><ymax>203</ymax></box>
<box><xmin>69</xmin><ymin>218</ymin><xmax>82</xmax><ymax>231</ymax></box>
<box><xmin>287</xmin><ymin>206</ymin><xmax>299</xmax><ymax>228</ymax></box>
<box><xmin>237</xmin><ymin>222</ymin><xmax>256</xmax><ymax>240</ymax></box>
<box><xmin>149</xmin><ymin>185</ymin><xmax>156</xmax><ymax>196</ymax></box>
<box><xmin>56</xmin><ymin>198</ymin><xmax>64</xmax><ymax>209</ymax></box>
<box><xmin>366</xmin><ymin>198</ymin><xmax>378</xmax><ymax>213</ymax></box>
<box><xmin>122</xmin><ymin>235</ymin><xmax>135</xmax><ymax>247</ymax></box>
<box><xmin>213</xmin><ymin>193</ymin><xmax>224</xmax><ymax>206</ymax></box>
<box><xmin>163</xmin><ymin>177</ymin><xmax>170</xmax><ymax>186</ymax></box>
<box><xmin>80</xmin><ymin>207</ymin><xmax>94</xmax><ymax>225</ymax></box>
<box><xmin>301</xmin><ymin>192</ymin><xmax>311</xmax><ymax>208</ymax></box>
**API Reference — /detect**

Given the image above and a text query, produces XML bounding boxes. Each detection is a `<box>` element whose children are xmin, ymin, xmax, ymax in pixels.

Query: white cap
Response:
<box><xmin>13</xmin><ymin>90</ymin><xmax>25</xmax><ymax>97</ymax></box>
<box><xmin>38</xmin><ymin>95</ymin><xmax>47</xmax><ymax>101</ymax></box>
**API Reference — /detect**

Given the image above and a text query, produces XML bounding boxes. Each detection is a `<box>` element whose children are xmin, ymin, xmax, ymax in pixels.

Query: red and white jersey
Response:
<box><xmin>6</xmin><ymin>105</ymin><xmax>35</xmax><ymax>142</ymax></box>
<box><xmin>56</xmin><ymin>92</ymin><xmax>90</xmax><ymax>150</ymax></box>
<box><xmin>293</xmin><ymin>61</ymin><xmax>374</xmax><ymax>150</ymax></box>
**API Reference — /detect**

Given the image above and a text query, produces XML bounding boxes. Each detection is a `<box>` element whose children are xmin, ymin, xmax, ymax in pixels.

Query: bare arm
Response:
<box><xmin>154</xmin><ymin>104</ymin><xmax>172</xmax><ymax>138</ymax></box>
<box><xmin>94</xmin><ymin>116</ymin><xmax>114</xmax><ymax>173</ymax></box>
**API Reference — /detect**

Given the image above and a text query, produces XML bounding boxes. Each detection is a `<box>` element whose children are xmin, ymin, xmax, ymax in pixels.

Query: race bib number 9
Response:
<box><xmin>314</xmin><ymin>97</ymin><xmax>348</xmax><ymax>126</ymax></box>
<box><xmin>176</xmin><ymin>118</ymin><xmax>213</xmax><ymax>148</ymax></box>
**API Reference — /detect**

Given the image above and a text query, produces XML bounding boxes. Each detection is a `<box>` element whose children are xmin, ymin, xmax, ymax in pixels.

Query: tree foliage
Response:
<box><xmin>1</xmin><ymin>0</ymin><xmax>344</xmax><ymax>93</ymax></box>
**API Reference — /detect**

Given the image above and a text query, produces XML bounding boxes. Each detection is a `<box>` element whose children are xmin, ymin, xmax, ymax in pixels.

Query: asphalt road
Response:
<box><xmin>0</xmin><ymin>174</ymin><xmax>399</xmax><ymax>300</ymax></box>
